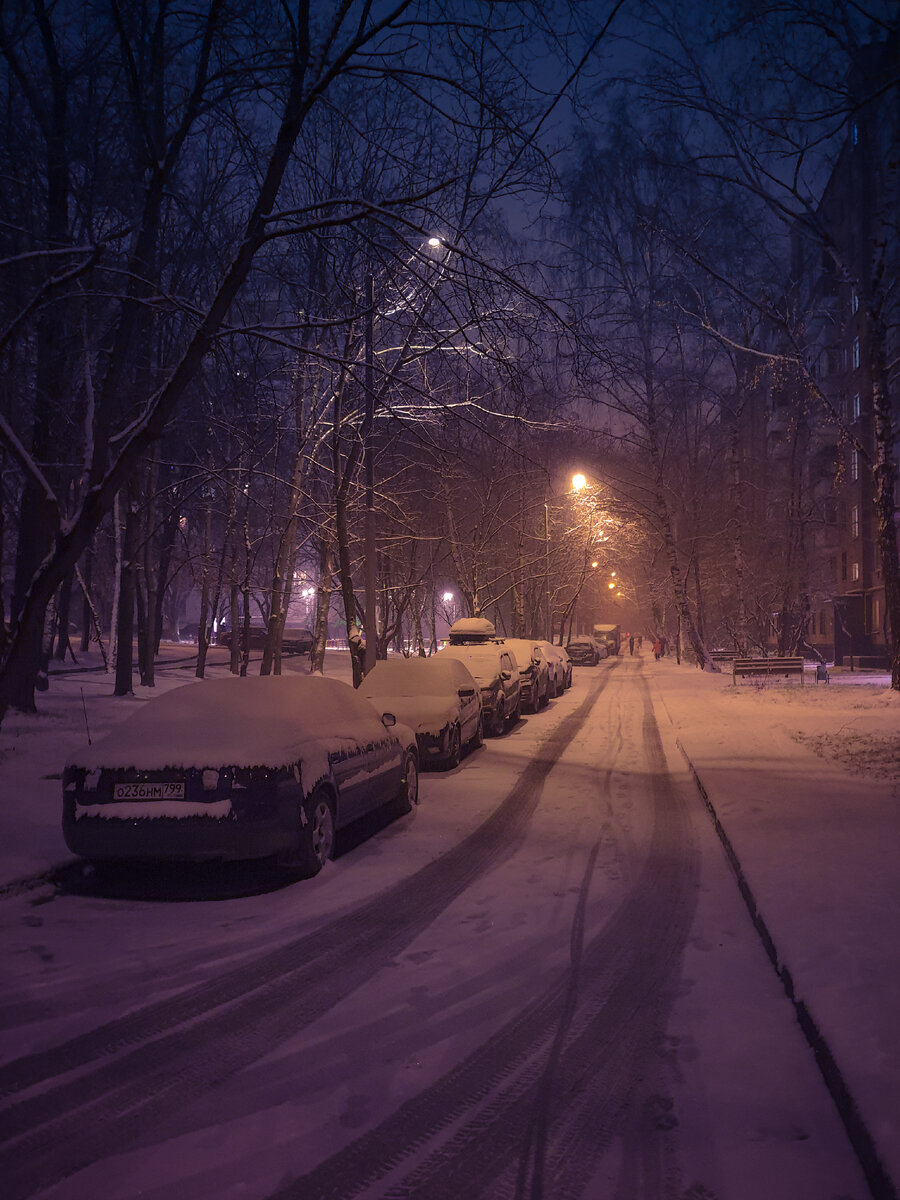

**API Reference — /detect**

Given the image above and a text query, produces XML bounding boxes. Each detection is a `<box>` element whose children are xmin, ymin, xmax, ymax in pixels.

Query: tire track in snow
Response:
<box><xmin>271</xmin><ymin>672</ymin><xmax>699</xmax><ymax>1200</ymax></box>
<box><xmin>0</xmin><ymin>674</ymin><xmax>612</xmax><ymax>1200</ymax></box>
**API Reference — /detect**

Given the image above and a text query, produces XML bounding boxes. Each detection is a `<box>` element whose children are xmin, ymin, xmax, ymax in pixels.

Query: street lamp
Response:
<box><xmin>363</xmin><ymin>237</ymin><xmax>448</xmax><ymax>675</ymax></box>
<box><xmin>572</xmin><ymin>473</ymin><xmax>587</xmax><ymax>491</ymax></box>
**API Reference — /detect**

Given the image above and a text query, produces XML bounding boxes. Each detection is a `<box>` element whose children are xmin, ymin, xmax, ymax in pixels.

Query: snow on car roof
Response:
<box><xmin>67</xmin><ymin>675</ymin><xmax>386</xmax><ymax>772</ymax></box>
<box><xmin>438</xmin><ymin>644</ymin><xmax>508</xmax><ymax>684</ymax></box>
<box><xmin>359</xmin><ymin>656</ymin><xmax>476</xmax><ymax>697</ymax></box>
<box><xmin>502</xmin><ymin>638</ymin><xmax>542</xmax><ymax>667</ymax></box>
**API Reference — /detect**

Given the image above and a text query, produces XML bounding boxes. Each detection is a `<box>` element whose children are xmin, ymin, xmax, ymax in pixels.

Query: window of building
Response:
<box><xmin>851</xmin><ymin>505</ymin><xmax>859</xmax><ymax>538</ymax></box>
<box><xmin>850</xmin><ymin>448</ymin><xmax>859</xmax><ymax>480</ymax></box>
<box><xmin>851</xmin><ymin>287</ymin><xmax>859</xmax><ymax>314</ymax></box>
<box><xmin>851</xmin><ymin>561</ymin><xmax>860</xmax><ymax>582</ymax></box>
<box><xmin>852</xmin><ymin>337</ymin><xmax>860</xmax><ymax>369</ymax></box>
<box><xmin>850</xmin><ymin>393</ymin><xmax>861</xmax><ymax>420</ymax></box>
<box><xmin>841</xmin><ymin>551</ymin><xmax>847</xmax><ymax>581</ymax></box>
<box><xmin>819</xmin><ymin>610</ymin><xmax>826</xmax><ymax>635</ymax></box>
<box><xmin>851</xmin><ymin>122</ymin><xmax>859</xmax><ymax>146</ymax></box>
<box><xmin>871</xmin><ymin>598</ymin><xmax>880</xmax><ymax>633</ymax></box>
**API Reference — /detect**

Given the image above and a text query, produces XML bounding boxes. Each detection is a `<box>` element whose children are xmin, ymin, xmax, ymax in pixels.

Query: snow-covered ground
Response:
<box><xmin>649</xmin><ymin>656</ymin><xmax>900</xmax><ymax>1195</ymax></box>
<box><xmin>0</xmin><ymin>648</ymin><xmax>898</xmax><ymax>1198</ymax></box>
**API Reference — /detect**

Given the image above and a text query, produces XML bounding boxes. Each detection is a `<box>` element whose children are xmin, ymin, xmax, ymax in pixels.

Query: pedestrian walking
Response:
<box><xmin>659</xmin><ymin>635</ymin><xmax>668</xmax><ymax>657</ymax></box>
<box><xmin>629</xmin><ymin>634</ymin><xmax>635</xmax><ymax>655</ymax></box>
<box><xmin>637</xmin><ymin>635</ymin><xmax>643</xmax><ymax>650</ymax></box>
<box><xmin>652</xmin><ymin>638</ymin><xmax>661</xmax><ymax>660</ymax></box>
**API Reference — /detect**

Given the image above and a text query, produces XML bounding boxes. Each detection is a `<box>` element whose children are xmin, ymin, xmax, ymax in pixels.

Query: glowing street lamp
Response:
<box><xmin>571</xmin><ymin>473</ymin><xmax>587</xmax><ymax>491</ymax></box>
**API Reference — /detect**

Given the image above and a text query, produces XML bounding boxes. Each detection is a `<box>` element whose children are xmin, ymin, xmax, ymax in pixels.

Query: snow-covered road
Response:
<box><xmin>0</xmin><ymin>656</ymin><xmax>872</xmax><ymax>1199</ymax></box>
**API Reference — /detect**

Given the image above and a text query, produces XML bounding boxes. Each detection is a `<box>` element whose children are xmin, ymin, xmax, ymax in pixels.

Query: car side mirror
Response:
<box><xmin>501</xmin><ymin>670</ymin><xmax>511</xmax><ymax>681</ymax></box>
<box><xmin>458</xmin><ymin>687</ymin><xmax>476</xmax><ymax>698</ymax></box>
<box><xmin>381</xmin><ymin>713</ymin><xmax>397</xmax><ymax>727</ymax></box>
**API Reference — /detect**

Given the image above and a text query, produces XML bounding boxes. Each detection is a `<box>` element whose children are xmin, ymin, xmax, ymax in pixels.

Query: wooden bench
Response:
<box><xmin>709</xmin><ymin>650</ymin><xmax>735</xmax><ymax>663</ymax></box>
<box><xmin>732</xmin><ymin>656</ymin><xmax>805</xmax><ymax>684</ymax></box>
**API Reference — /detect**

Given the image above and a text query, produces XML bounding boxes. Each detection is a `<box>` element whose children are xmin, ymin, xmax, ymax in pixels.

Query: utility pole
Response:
<box><xmin>544</xmin><ymin>499</ymin><xmax>551</xmax><ymax>640</ymax></box>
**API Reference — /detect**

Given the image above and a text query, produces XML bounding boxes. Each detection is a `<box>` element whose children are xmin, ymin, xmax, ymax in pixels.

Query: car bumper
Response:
<box><xmin>62</xmin><ymin>785</ymin><xmax>300</xmax><ymax>863</ymax></box>
<box><xmin>417</xmin><ymin>725</ymin><xmax>454</xmax><ymax>766</ymax></box>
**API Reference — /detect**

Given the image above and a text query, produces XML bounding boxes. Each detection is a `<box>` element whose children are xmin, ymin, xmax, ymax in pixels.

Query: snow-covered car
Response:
<box><xmin>437</xmin><ymin>643</ymin><xmax>520</xmax><ymax>736</ymax></box>
<box><xmin>61</xmin><ymin>675</ymin><xmax>418</xmax><ymax>877</ymax></box>
<box><xmin>566</xmin><ymin>636</ymin><xmax>604</xmax><ymax>666</ymax></box>
<box><xmin>217</xmin><ymin>623</ymin><xmax>314</xmax><ymax>654</ymax></box>
<box><xmin>502</xmin><ymin>638</ymin><xmax>551</xmax><ymax>712</ymax></box>
<box><xmin>539</xmin><ymin>641</ymin><xmax>572</xmax><ymax>693</ymax></box>
<box><xmin>359</xmin><ymin>656</ymin><xmax>483</xmax><ymax>770</ymax></box>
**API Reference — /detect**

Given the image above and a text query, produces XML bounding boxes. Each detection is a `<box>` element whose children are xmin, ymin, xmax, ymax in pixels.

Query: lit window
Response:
<box><xmin>851</xmin><ymin>505</ymin><xmax>859</xmax><ymax>538</ymax></box>
<box><xmin>851</xmin><ymin>122</ymin><xmax>859</xmax><ymax>146</ymax></box>
<box><xmin>851</xmin><ymin>393</ymin><xmax>861</xmax><ymax>420</ymax></box>
<box><xmin>851</xmin><ymin>448</ymin><xmax>859</xmax><ymax>480</ymax></box>
<box><xmin>851</xmin><ymin>561</ymin><xmax>860</xmax><ymax>582</ymax></box>
<box><xmin>851</xmin><ymin>288</ymin><xmax>859</xmax><ymax>314</ymax></box>
<box><xmin>872</xmin><ymin>598</ymin><xmax>880</xmax><ymax>631</ymax></box>
<box><xmin>852</xmin><ymin>337</ymin><xmax>860</xmax><ymax>369</ymax></box>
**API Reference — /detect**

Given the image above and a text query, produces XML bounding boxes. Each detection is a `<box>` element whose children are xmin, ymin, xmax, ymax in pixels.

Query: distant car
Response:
<box><xmin>502</xmin><ymin>638</ymin><xmax>551</xmax><ymax>712</ymax></box>
<box><xmin>438</xmin><ymin>643</ymin><xmax>520</xmax><ymax>736</ymax></box>
<box><xmin>217</xmin><ymin>623</ymin><xmax>314</xmax><ymax>655</ymax></box>
<box><xmin>62</xmin><ymin>675</ymin><xmax>418</xmax><ymax>877</ymax></box>
<box><xmin>359</xmin><ymin>656</ymin><xmax>483</xmax><ymax>770</ymax></box>
<box><xmin>539</xmin><ymin>641</ymin><xmax>572</xmax><ymax>693</ymax></box>
<box><xmin>566</xmin><ymin>636</ymin><xmax>604</xmax><ymax>666</ymax></box>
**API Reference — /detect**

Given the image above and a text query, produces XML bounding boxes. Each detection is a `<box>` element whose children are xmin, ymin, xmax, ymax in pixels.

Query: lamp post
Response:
<box><xmin>361</xmin><ymin>237</ymin><xmax>446</xmax><ymax>675</ymax></box>
<box><xmin>364</xmin><ymin>270</ymin><xmax>377</xmax><ymax>675</ymax></box>
<box><xmin>543</xmin><ymin>500</ymin><xmax>551</xmax><ymax>639</ymax></box>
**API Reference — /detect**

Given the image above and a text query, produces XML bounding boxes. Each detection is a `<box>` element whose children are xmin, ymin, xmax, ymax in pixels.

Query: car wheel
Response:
<box><xmin>489</xmin><ymin>700</ymin><xmax>506</xmax><ymax>737</ymax></box>
<box><xmin>443</xmin><ymin>724</ymin><xmax>462</xmax><ymax>770</ymax></box>
<box><xmin>292</xmin><ymin>786</ymin><xmax>335</xmax><ymax>878</ymax></box>
<box><xmin>508</xmin><ymin>698</ymin><xmax>521</xmax><ymax>726</ymax></box>
<box><xmin>471</xmin><ymin>713</ymin><xmax>485</xmax><ymax>749</ymax></box>
<box><xmin>394</xmin><ymin>750</ymin><xmax>419</xmax><ymax>813</ymax></box>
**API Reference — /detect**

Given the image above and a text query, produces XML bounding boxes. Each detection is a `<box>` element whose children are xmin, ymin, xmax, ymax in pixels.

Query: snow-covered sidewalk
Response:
<box><xmin>648</xmin><ymin>655</ymin><xmax>900</xmax><ymax>1196</ymax></box>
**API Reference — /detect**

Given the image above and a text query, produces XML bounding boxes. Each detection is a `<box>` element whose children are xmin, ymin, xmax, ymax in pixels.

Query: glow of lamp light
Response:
<box><xmin>572</xmin><ymin>473</ymin><xmax>587</xmax><ymax>491</ymax></box>
<box><xmin>428</xmin><ymin>237</ymin><xmax>442</xmax><ymax>247</ymax></box>
<box><xmin>442</xmin><ymin>591</ymin><xmax>454</xmax><ymax>603</ymax></box>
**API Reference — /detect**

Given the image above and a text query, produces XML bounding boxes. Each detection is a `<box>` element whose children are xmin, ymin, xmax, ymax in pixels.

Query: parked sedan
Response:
<box><xmin>539</xmin><ymin>641</ymin><xmax>573</xmax><ymax>693</ymax></box>
<box><xmin>502</xmin><ymin>638</ymin><xmax>551</xmax><ymax>712</ymax></box>
<box><xmin>359</xmin><ymin>656</ymin><xmax>483</xmax><ymax>770</ymax></box>
<box><xmin>566</xmin><ymin>636</ymin><xmax>604</xmax><ymax>666</ymax></box>
<box><xmin>62</xmin><ymin>675</ymin><xmax>418</xmax><ymax>877</ymax></box>
<box><xmin>438</xmin><ymin>643</ymin><xmax>520</xmax><ymax>736</ymax></box>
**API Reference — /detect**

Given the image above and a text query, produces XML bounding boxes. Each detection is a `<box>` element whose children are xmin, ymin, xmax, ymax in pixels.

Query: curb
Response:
<box><xmin>675</xmin><ymin>737</ymin><xmax>897</xmax><ymax>1200</ymax></box>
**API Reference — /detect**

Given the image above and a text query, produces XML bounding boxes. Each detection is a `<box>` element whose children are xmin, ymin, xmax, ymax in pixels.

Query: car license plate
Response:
<box><xmin>112</xmin><ymin>781</ymin><xmax>185</xmax><ymax>800</ymax></box>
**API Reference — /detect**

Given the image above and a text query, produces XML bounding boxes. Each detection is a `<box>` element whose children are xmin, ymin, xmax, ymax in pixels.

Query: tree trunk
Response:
<box><xmin>54</xmin><ymin>572</ymin><xmax>75</xmax><ymax>662</ymax></box>
<box><xmin>309</xmin><ymin>540</ymin><xmax>334</xmax><ymax>676</ymax></box>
